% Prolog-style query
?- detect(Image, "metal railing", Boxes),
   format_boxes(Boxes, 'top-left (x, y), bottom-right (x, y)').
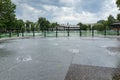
top-left (0, 28), bottom-right (119, 39)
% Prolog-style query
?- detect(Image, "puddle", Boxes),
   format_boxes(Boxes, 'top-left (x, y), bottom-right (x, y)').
top-left (17, 55), bottom-right (32, 62)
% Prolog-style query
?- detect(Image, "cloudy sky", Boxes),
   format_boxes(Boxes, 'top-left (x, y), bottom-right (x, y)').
top-left (12, 0), bottom-right (119, 24)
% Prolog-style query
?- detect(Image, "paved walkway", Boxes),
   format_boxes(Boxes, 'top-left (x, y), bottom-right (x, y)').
top-left (0, 37), bottom-right (120, 80)
top-left (65, 64), bottom-right (120, 80)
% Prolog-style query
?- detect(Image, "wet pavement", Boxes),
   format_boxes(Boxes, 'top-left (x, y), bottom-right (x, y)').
top-left (0, 37), bottom-right (120, 80)
top-left (65, 64), bottom-right (120, 80)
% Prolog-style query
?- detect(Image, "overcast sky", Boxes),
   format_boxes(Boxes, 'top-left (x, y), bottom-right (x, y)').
top-left (12, 0), bottom-right (119, 24)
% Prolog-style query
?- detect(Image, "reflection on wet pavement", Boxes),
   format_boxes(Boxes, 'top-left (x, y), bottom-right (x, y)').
top-left (0, 37), bottom-right (120, 80)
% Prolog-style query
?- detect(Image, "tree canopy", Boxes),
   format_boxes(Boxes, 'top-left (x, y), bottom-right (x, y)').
top-left (77, 22), bottom-right (90, 30)
top-left (0, 0), bottom-right (16, 30)
top-left (116, 0), bottom-right (120, 10)
top-left (117, 14), bottom-right (120, 21)
top-left (107, 15), bottom-right (116, 25)
top-left (37, 17), bottom-right (50, 31)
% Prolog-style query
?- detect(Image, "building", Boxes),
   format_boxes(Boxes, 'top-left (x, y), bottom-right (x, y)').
top-left (111, 22), bottom-right (120, 30)
top-left (111, 22), bottom-right (120, 35)
top-left (58, 24), bottom-right (80, 31)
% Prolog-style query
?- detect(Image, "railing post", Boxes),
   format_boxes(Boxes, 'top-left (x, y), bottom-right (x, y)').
top-left (22, 29), bottom-right (24, 37)
top-left (92, 27), bottom-right (94, 37)
top-left (17, 29), bottom-right (19, 37)
top-left (33, 27), bottom-right (35, 37)
top-left (56, 27), bottom-right (58, 37)
top-left (9, 30), bottom-right (11, 37)
top-left (0, 31), bottom-right (1, 38)
top-left (22, 31), bottom-right (24, 37)
top-left (79, 27), bottom-right (81, 37)
top-left (104, 26), bottom-right (106, 37)
top-left (117, 28), bottom-right (119, 36)
top-left (67, 27), bottom-right (69, 37)
top-left (44, 30), bottom-right (46, 37)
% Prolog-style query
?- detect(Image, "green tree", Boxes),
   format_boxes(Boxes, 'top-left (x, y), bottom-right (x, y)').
top-left (82, 24), bottom-right (89, 30)
top-left (25, 20), bottom-right (35, 32)
top-left (93, 23), bottom-right (105, 31)
top-left (116, 0), bottom-right (120, 10)
top-left (117, 14), bottom-right (120, 21)
top-left (37, 17), bottom-right (50, 31)
top-left (50, 22), bottom-right (58, 28)
top-left (96, 19), bottom-right (111, 30)
top-left (97, 20), bottom-right (106, 24)
top-left (0, 0), bottom-right (16, 31)
top-left (77, 22), bottom-right (89, 30)
top-left (15, 19), bottom-right (25, 31)
top-left (97, 20), bottom-right (109, 26)
top-left (77, 22), bottom-right (83, 27)
top-left (107, 15), bottom-right (116, 25)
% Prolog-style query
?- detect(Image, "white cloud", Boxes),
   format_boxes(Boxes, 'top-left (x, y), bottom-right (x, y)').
top-left (43, 5), bottom-right (58, 11)
top-left (16, 3), bottom-right (46, 22)
top-left (101, 0), bottom-right (119, 19)
top-left (52, 10), bottom-right (97, 24)
top-left (60, 0), bottom-right (81, 6)
top-left (12, 0), bottom-right (119, 24)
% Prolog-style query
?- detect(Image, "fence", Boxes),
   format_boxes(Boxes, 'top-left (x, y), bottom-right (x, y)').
top-left (0, 28), bottom-right (119, 38)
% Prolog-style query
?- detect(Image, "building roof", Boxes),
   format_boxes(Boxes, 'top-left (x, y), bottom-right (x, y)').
top-left (111, 22), bottom-right (120, 26)
top-left (59, 24), bottom-right (79, 27)
top-left (110, 22), bottom-right (120, 29)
